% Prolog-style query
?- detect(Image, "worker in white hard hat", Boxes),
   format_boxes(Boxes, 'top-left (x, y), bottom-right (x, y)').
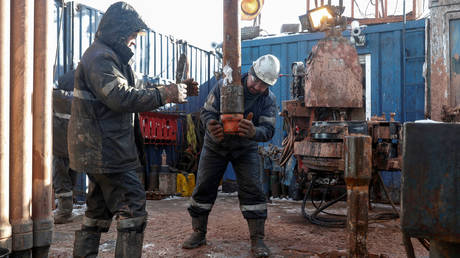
top-left (183, 54), bottom-right (280, 258)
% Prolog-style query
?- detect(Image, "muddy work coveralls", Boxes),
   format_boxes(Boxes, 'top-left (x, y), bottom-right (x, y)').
top-left (189, 73), bottom-right (277, 219)
top-left (67, 2), bottom-right (174, 257)
top-left (53, 70), bottom-right (77, 224)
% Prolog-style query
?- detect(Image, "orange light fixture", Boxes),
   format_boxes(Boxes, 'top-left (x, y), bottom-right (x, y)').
top-left (241, 0), bottom-right (263, 20)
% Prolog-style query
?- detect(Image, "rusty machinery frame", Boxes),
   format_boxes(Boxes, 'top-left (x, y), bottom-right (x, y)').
top-left (280, 3), bottom-right (405, 256)
top-left (306, 0), bottom-right (418, 25)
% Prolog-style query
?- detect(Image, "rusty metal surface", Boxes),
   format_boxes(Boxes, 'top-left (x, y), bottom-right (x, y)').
top-left (294, 141), bottom-right (342, 158)
top-left (221, 0), bottom-right (243, 131)
top-left (344, 136), bottom-right (372, 258)
top-left (300, 156), bottom-right (344, 172)
top-left (281, 100), bottom-right (310, 117)
top-left (220, 84), bottom-right (244, 114)
top-left (0, 0), bottom-right (11, 252)
top-left (304, 34), bottom-right (363, 108)
top-left (32, 0), bottom-right (53, 251)
top-left (368, 120), bottom-right (402, 171)
top-left (428, 1), bottom-right (460, 120)
top-left (442, 104), bottom-right (460, 122)
top-left (401, 123), bottom-right (460, 243)
top-left (429, 240), bottom-right (460, 257)
top-left (10, 0), bottom-right (34, 252)
top-left (222, 0), bottom-right (241, 85)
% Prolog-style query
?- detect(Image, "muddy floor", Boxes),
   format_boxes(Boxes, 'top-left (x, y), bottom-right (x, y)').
top-left (50, 193), bottom-right (429, 257)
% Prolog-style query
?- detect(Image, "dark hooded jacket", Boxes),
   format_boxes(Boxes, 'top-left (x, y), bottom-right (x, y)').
top-left (68, 2), bottom-right (166, 174)
top-left (53, 70), bottom-right (75, 157)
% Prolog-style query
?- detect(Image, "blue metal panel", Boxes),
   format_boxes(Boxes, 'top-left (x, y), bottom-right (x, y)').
top-left (450, 19), bottom-right (460, 106)
top-left (405, 28), bottom-right (426, 121)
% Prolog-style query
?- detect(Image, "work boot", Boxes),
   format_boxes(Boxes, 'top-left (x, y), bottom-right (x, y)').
top-left (247, 219), bottom-right (270, 257)
top-left (115, 230), bottom-right (144, 258)
top-left (54, 195), bottom-right (74, 224)
top-left (73, 230), bottom-right (101, 258)
top-left (115, 216), bottom-right (146, 258)
top-left (182, 216), bottom-right (208, 249)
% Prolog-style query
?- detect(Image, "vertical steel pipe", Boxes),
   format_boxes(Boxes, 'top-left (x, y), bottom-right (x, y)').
top-left (0, 0), bottom-right (11, 254)
top-left (344, 135), bottom-right (372, 258)
top-left (351, 0), bottom-right (354, 18)
top-left (32, 0), bottom-right (53, 256)
top-left (10, 0), bottom-right (34, 256)
top-left (375, 0), bottom-right (379, 18)
top-left (221, 0), bottom-right (244, 134)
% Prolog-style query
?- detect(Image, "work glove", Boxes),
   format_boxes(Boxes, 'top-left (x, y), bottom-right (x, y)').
top-left (182, 78), bottom-right (199, 96)
top-left (158, 83), bottom-right (187, 104)
top-left (238, 112), bottom-right (256, 138)
top-left (207, 119), bottom-right (224, 142)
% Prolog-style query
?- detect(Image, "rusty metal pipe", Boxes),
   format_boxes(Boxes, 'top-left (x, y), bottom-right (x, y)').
top-left (351, 0), bottom-right (354, 18)
top-left (0, 0), bottom-right (11, 254)
top-left (32, 0), bottom-right (53, 256)
top-left (375, 0), bottom-right (379, 18)
top-left (10, 0), bottom-right (34, 255)
top-left (221, 0), bottom-right (244, 134)
top-left (344, 135), bottom-right (372, 258)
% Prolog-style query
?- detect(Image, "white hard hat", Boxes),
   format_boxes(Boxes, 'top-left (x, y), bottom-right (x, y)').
top-left (252, 54), bottom-right (280, 86)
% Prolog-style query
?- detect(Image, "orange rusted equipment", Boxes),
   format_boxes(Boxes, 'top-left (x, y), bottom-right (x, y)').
top-left (32, 0), bottom-right (54, 256)
top-left (10, 0), bottom-right (34, 256)
top-left (344, 135), bottom-right (372, 258)
top-left (221, 0), bottom-right (244, 134)
top-left (282, 4), bottom-right (401, 230)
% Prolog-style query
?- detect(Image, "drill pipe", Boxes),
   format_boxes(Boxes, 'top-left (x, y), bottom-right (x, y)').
top-left (10, 0), bottom-right (34, 254)
top-left (221, 0), bottom-right (244, 134)
top-left (32, 0), bottom-right (53, 256)
top-left (344, 135), bottom-right (372, 258)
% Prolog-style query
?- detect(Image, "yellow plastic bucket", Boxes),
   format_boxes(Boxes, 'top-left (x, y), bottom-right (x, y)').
top-left (177, 173), bottom-right (195, 197)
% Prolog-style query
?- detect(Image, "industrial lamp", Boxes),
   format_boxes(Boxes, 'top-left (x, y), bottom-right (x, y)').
top-left (309, 6), bottom-right (334, 30)
top-left (241, 0), bottom-right (263, 20)
top-left (299, 5), bottom-right (345, 32)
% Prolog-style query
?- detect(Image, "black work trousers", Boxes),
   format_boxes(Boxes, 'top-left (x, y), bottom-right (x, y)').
top-left (188, 145), bottom-right (267, 219)
top-left (83, 170), bottom-right (147, 231)
top-left (53, 156), bottom-right (77, 195)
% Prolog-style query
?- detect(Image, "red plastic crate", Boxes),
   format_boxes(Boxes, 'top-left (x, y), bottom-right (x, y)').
top-left (139, 112), bottom-right (178, 145)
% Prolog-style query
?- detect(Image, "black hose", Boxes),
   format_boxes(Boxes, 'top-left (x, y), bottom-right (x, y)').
top-left (301, 175), bottom-right (347, 227)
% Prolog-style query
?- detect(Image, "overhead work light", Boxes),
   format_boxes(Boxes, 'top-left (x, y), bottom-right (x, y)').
top-left (241, 0), bottom-right (263, 20)
top-left (308, 6), bottom-right (334, 30)
top-left (299, 5), bottom-right (345, 32)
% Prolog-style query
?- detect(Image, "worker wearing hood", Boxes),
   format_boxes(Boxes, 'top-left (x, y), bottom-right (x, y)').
top-left (69, 2), bottom-right (195, 257)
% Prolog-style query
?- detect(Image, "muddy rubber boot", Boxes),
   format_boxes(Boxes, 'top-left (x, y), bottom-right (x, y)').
top-left (182, 216), bottom-right (208, 249)
top-left (114, 230), bottom-right (144, 258)
top-left (54, 195), bottom-right (73, 224)
top-left (115, 216), bottom-right (146, 258)
top-left (73, 230), bottom-right (101, 258)
top-left (247, 219), bottom-right (270, 258)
